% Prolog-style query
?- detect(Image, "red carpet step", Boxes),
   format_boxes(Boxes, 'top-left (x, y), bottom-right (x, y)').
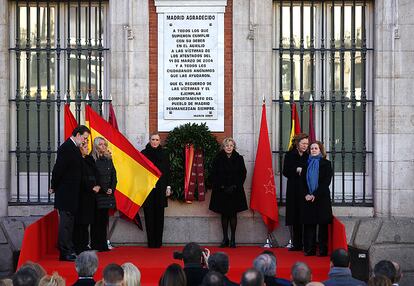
top-left (38, 246), bottom-right (330, 286)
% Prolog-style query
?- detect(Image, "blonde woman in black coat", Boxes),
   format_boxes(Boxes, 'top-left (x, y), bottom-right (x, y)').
top-left (302, 141), bottom-right (333, 256)
top-left (90, 137), bottom-right (117, 252)
top-left (209, 137), bottom-right (248, 248)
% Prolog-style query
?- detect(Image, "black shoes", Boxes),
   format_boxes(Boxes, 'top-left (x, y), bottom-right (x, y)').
top-left (219, 238), bottom-right (236, 248)
top-left (59, 253), bottom-right (77, 262)
top-left (220, 238), bottom-right (229, 248)
top-left (304, 250), bottom-right (316, 256)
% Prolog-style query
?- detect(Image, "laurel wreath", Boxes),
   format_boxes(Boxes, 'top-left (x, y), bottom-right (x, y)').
top-left (164, 123), bottom-right (220, 201)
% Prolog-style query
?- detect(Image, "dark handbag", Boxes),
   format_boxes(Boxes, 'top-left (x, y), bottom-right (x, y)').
top-left (223, 185), bottom-right (237, 195)
top-left (96, 194), bottom-right (116, 209)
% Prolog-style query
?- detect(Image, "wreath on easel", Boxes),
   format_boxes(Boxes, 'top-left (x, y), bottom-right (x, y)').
top-left (165, 123), bottom-right (220, 201)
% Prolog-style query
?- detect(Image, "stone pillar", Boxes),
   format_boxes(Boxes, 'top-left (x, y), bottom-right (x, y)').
top-left (0, 0), bottom-right (10, 217)
top-left (374, 0), bottom-right (414, 217)
top-left (109, 0), bottom-right (150, 150)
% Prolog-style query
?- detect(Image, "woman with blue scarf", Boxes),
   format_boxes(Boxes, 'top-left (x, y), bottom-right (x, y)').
top-left (302, 141), bottom-right (333, 256)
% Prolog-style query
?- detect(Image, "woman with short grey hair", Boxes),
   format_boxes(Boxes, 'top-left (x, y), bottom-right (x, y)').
top-left (253, 254), bottom-right (276, 277)
top-left (73, 251), bottom-right (98, 286)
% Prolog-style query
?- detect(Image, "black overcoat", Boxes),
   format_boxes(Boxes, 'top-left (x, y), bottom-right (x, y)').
top-left (209, 150), bottom-right (248, 216)
top-left (75, 155), bottom-right (98, 224)
top-left (51, 139), bottom-right (83, 213)
top-left (282, 148), bottom-right (308, 226)
top-left (141, 144), bottom-right (171, 208)
top-left (302, 158), bottom-right (333, 225)
top-left (95, 155), bottom-right (117, 194)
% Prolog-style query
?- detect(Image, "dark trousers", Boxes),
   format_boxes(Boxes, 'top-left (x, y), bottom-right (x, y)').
top-left (73, 224), bottom-right (90, 254)
top-left (143, 205), bottom-right (165, 248)
top-left (304, 224), bottom-right (328, 253)
top-left (90, 209), bottom-right (109, 251)
top-left (292, 223), bottom-right (303, 249)
top-left (58, 210), bottom-right (75, 256)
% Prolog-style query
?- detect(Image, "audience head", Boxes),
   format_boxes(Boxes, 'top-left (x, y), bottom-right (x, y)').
top-left (75, 251), bottom-right (99, 277)
top-left (182, 242), bottom-right (203, 264)
top-left (374, 260), bottom-right (396, 283)
top-left (241, 268), bottom-right (264, 286)
top-left (330, 248), bottom-right (350, 268)
top-left (12, 267), bottom-right (39, 286)
top-left (103, 264), bottom-right (124, 286)
top-left (392, 261), bottom-right (402, 283)
top-left (121, 262), bottom-right (141, 286)
top-left (20, 261), bottom-right (47, 279)
top-left (38, 272), bottom-right (65, 286)
top-left (0, 279), bottom-right (13, 286)
top-left (208, 252), bottom-right (229, 275)
top-left (159, 263), bottom-right (186, 286)
top-left (201, 271), bottom-right (224, 286)
top-left (305, 283), bottom-right (324, 286)
top-left (253, 254), bottom-right (276, 277)
top-left (291, 262), bottom-right (312, 286)
top-left (368, 275), bottom-right (392, 286)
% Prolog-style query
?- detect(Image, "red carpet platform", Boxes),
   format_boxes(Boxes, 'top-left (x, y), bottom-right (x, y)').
top-left (38, 246), bottom-right (330, 285)
top-left (18, 211), bottom-right (343, 285)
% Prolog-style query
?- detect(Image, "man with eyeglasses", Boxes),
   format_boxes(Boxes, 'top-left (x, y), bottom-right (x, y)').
top-left (49, 125), bottom-right (91, 262)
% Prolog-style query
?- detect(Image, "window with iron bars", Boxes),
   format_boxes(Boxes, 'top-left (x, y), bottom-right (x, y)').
top-left (273, 1), bottom-right (374, 206)
top-left (9, 0), bottom-right (110, 205)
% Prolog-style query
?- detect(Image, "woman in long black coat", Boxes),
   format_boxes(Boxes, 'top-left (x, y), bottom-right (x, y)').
top-left (73, 142), bottom-right (100, 254)
top-left (90, 137), bottom-right (117, 251)
top-left (141, 133), bottom-right (171, 248)
top-left (209, 137), bottom-right (248, 248)
top-left (282, 133), bottom-right (309, 251)
top-left (302, 141), bottom-right (333, 256)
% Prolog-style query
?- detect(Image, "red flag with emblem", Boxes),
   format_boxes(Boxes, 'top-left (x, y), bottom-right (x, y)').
top-left (250, 102), bottom-right (279, 232)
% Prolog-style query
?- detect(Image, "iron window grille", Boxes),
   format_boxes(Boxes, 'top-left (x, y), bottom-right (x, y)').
top-left (9, 0), bottom-right (110, 205)
top-left (273, 0), bottom-right (374, 206)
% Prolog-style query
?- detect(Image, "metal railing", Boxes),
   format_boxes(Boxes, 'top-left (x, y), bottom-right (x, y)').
top-left (274, 0), bottom-right (373, 206)
top-left (9, 0), bottom-right (109, 205)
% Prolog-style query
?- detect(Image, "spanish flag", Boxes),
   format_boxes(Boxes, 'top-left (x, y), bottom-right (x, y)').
top-left (85, 105), bottom-right (161, 219)
top-left (287, 103), bottom-right (301, 150)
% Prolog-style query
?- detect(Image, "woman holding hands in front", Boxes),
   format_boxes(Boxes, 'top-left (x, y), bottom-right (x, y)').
top-left (302, 141), bottom-right (333, 256)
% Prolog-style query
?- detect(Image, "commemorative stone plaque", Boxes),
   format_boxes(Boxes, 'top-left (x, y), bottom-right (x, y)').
top-left (156, 1), bottom-right (226, 131)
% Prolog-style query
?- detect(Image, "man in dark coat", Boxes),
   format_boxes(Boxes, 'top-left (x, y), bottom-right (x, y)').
top-left (50, 125), bottom-right (90, 261)
top-left (323, 249), bottom-right (366, 286)
top-left (181, 242), bottom-right (209, 286)
top-left (208, 252), bottom-right (238, 286)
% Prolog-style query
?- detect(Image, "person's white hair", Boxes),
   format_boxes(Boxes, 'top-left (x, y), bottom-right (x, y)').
top-left (253, 254), bottom-right (276, 277)
top-left (75, 251), bottom-right (98, 277)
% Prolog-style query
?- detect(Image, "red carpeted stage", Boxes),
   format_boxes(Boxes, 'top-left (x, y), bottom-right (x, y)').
top-left (38, 246), bottom-right (330, 285)
top-left (18, 210), bottom-right (347, 285)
